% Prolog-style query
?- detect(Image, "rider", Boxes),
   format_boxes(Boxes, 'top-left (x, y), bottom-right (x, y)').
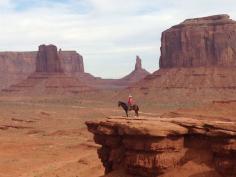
top-left (128, 94), bottom-right (134, 110)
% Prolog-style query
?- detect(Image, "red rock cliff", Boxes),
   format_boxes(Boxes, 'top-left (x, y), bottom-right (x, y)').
top-left (159, 14), bottom-right (236, 68)
top-left (59, 50), bottom-right (84, 73)
top-left (86, 117), bottom-right (236, 177)
top-left (36, 44), bottom-right (63, 72)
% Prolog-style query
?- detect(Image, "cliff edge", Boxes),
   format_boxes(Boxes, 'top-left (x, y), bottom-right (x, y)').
top-left (86, 117), bottom-right (236, 177)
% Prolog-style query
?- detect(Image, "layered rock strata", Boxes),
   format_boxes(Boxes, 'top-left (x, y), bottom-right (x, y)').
top-left (59, 50), bottom-right (84, 73)
top-left (159, 14), bottom-right (236, 68)
top-left (86, 117), bottom-right (236, 177)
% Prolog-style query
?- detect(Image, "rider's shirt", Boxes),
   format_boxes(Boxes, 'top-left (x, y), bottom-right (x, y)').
top-left (128, 97), bottom-right (133, 105)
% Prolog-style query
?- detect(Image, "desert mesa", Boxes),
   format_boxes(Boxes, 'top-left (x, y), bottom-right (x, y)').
top-left (0, 14), bottom-right (235, 177)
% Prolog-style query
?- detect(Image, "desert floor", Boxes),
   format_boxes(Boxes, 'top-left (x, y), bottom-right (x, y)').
top-left (0, 95), bottom-right (235, 177)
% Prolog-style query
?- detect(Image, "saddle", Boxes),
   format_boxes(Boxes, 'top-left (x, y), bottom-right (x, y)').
top-left (128, 105), bottom-right (133, 111)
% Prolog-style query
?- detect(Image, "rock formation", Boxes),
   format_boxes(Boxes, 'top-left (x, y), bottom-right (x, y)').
top-left (159, 14), bottom-right (236, 68)
top-left (59, 50), bottom-right (84, 73)
top-left (121, 56), bottom-right (150, 82)
top-left (0, 45), bottom-right (86, 90)
top-left (86, 117), bottom-right (236, 177)
top-left (0, 52), bottom-right (37, 90)
top-left (83, 56), bottom-right (150, 90)
top-left (1, 44), bottom-right (95, 95)
top-left (126, 15), bottom-right (236, 103)
top-left (36, 44), bottom-right (63, 72)
top-left (135, 56), bottom-right (142, 70)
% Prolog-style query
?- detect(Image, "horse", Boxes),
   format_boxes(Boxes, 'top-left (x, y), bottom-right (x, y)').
top-left (118, 101), bottom-right (139, 117)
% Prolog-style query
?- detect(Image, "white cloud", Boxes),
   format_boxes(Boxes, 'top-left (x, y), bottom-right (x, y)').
top-left (0, 0), bottom-right (236, 78)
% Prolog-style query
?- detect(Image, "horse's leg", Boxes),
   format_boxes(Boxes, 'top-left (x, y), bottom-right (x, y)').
top-left (126, 111), bottom-right (128, 117)
top-left (136, 110), bottom-right (139, 117)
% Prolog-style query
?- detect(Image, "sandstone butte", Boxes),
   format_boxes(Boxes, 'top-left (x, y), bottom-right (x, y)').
top-left (127, 14), bottom-right (236, 103)
top-left (1, 44), bottom-right (94, 95)
top-left (86, 117), bottom-right (236, 177)
top-left (159, 14), bottom-right (236, 68)
top-left (0, 44), bottom-right (85, 90)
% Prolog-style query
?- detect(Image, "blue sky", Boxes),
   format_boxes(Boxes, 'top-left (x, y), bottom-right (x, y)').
top-left (0, 0), bottom-right (236, 78)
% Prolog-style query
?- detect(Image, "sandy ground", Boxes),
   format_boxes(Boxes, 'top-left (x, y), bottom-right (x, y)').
top-left (0, 95), bottom-right (235, 177)
top-left (0, 96), bottom-right (111, 177)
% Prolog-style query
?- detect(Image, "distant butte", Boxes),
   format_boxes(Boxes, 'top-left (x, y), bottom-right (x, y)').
top-left (0, 45), bottom-right (86, 90)
top-left (1, 44), bottom-right (94, 95)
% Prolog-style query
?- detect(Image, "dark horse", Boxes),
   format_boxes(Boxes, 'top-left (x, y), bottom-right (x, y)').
top-left (118, 101), bottom-right (139, 117)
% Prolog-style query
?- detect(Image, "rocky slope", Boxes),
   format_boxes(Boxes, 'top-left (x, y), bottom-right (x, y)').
top-left (86, 117), bottom-right (236, 177)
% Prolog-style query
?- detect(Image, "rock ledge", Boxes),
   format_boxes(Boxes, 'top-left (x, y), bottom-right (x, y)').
top-left (86, 117), bottom-right (236, 177)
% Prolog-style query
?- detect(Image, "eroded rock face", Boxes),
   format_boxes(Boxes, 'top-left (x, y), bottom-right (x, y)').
top-left (0, 52), bottom-right (37, 90)
top-left (36, 44), bottom-right (63, 72)
top-left (59, 50), bottom-right (84, 73)
top-left (86, 117), bottom-right (236, 177)
top-left (159, 14), bottom-right (236, 68)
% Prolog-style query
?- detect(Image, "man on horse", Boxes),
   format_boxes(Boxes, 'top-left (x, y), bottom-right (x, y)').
top-left (128, 94), bottom-right (134, 110)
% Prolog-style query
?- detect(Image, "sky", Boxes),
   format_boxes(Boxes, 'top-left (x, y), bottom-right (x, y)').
top-left (0, 0), bottom-right (236, 78)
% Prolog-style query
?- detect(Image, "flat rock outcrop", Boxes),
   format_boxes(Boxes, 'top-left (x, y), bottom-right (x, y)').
top-left (159, 14), bottom-right (236, 68)
top-left (86, 117), bottom-right (236, 177)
